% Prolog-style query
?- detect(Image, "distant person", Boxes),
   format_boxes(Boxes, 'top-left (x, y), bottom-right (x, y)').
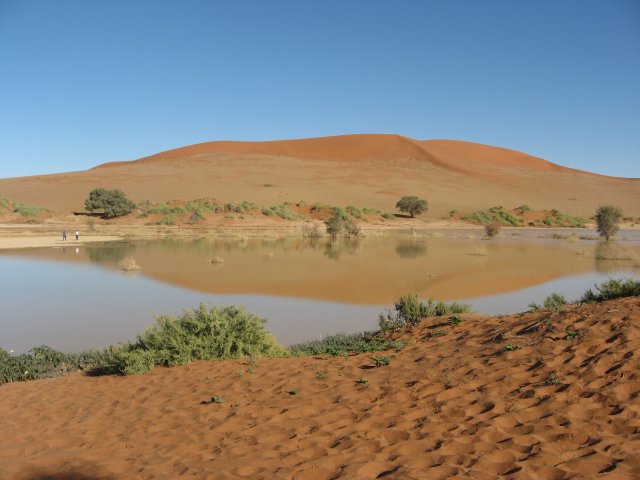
top-left (62, 229), bottom-right (67, 241)
top-left (75, 230), bottom-right (79, 241)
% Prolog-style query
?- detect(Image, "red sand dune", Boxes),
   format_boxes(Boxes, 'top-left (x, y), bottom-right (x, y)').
top-left (1, 297), bottom-right (639, 479)
top-left (0, 134), bottom-right (638, 218)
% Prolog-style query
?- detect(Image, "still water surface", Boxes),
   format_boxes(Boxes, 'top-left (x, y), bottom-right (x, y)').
top-left (1, 231), bottom-right (638, 353)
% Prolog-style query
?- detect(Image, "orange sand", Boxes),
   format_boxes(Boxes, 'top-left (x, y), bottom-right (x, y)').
top-left (1, 297), bottom-right (639, 479)
top-left (0, 134), bottom-right (638, 219)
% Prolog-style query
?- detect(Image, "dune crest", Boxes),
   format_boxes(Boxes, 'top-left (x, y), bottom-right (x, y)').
top-left (1, 133), bottom-right (638, 217)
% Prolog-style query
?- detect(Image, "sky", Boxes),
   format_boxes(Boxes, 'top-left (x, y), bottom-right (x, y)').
top-left (0, 0), bottom-right (638, 178)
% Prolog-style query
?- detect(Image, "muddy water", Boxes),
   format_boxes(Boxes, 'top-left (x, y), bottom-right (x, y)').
top-left (1, 231), bottom-right (639, 353)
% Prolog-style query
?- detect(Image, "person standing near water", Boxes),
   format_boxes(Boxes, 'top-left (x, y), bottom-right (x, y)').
top-left (62, 229), bottom-right (67, 241)
top-left (75, 230), bottom-right (79, 240)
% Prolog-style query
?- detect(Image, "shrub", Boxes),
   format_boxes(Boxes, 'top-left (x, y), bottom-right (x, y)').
top-left (579, 278), bottom-right (640, 303)
top-left (262, 208), bottom-right (275, 216)
top-left (396, 196), bottom-right (428, 218)
top-left (378, 294), bottom-right (470, 330)
top-left (381, 213), bottom-right (396, 219)
top-left (346, 206), bottom-right (362, 219)
top-left (13, 202), bottom-right (44, 218)
top-left (85, 188), bottom-right (135, 218)
top-left (516, 204), bottom-right (531, 211)
top-left (1, 346), bottom-right (114, 384)
top-left (302, 224), bottom-right (322, 240)
top-left (595, 205), bottom-right (623, 241)
top-left (269, 204), bottom-right (298, 220)
top-left (343, 217), bottom-right (361, 238)
top-left (108, 304), bottom-right (284, 374)
top-left (289, 333), bottom-right (403, 356)
top-left (325, 214), bottom-right (344, 239)
top-left (543, 293), bottom-right (567, 312)
top-left (485, 222), bottom-right (502, 238)
top-left (362, 207), bottom-right (380, 215)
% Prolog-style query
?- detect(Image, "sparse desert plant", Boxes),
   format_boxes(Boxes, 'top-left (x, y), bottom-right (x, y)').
top-left (345, 205), bottom-right (362, 219)
top-left (289, 333), bottom-right (403, 356)
top-left (371, 355), bottom-right (392, 367)
top-left (85, 188), bottom-right (135, 218)
top-left (302, 223), bottom-right (322, 240)
top-left (448, 315), bottom-right (463, 325)
top-left (208, 256), bottom-right (225, 264)
top-left (378, 294), bottom-right (471, 330)
top-left (504, 343), bottom-right (521, 351)
top-left (343, 217), bottom-right (361, 238)
top-left (202, 395), bottom-right (226, 404)
top-left (544, 373), bottom-right (562, 386)
top-left (381, 213), bottom-right (396, 220)
top-left (288, 387), bottom-right (300, 396)
top-left (355, 377), bottom-right (368, 385)
top-left (543, 293), bottom-right (567, 312)
top-left (565, 329), bottom-right (582, 340)
top-left (315, 370), bottom-right (326, 379)
top-left (1, 346), bottom-right (115, 385)
top-left (579, 278), bottom-right (640, 303)
top-left (515, 204), bottom-right (531, 212)
top-left (485, 222), bottom-right (502, 238)
top-left (595, 205), bottom-right (623, 241)
top-left (396, 196), bottom-right (428, 218)
top-left (108, 304), bottom-right (285, 375)
top-left (324, 213), bottom-right (344, 239)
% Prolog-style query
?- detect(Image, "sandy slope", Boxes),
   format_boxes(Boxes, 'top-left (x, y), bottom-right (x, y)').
top-left (1, 297), bottom-right (639, 479)
top-left (0, 134), bottom-right (638, 218)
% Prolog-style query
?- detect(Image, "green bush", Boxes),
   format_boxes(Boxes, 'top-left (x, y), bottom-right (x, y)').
top-left (108, 304), bottom-right (284, 374)
top-left (579, 278), bottom-right (640, 303)
top-left (378, 294), bottom-right (470, 330)
top-left (0, 196), bottom-right (10, 210)
top-left (269, 204), bottom-right (298, 220)
top-left (85, 188), bottom-right (135, 218)
top-left (516, 204), bottom-right (531, 211)
top-left (464, 207), bottom-right (521, 226)
top-left (290, 333), bottom-right (403, 356)
top-left (381, 213), bottom-right (396, 219)
top-left (262, 208), bottom-right (275, 216)
top-left (543, 293), bottom-right (567, 312)
top-left (1, 346), bottom-right (113, 384)
top-left (13, 202), bottom-right (44, 218)
top-left (346, 206), bottom-right (362, 219)
top-left (362, 207), bottom-right (380, 215)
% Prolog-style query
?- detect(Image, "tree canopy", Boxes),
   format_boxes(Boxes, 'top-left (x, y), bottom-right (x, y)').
top-left (85, 188), bottom-right (135, 218)
top-left (595, 205), bottom-right (622, 241)
top-left (396, 196), bottom-right (428, 218)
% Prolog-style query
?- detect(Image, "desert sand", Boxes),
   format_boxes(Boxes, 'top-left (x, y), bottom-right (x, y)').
top-left (0, 235), bottom-right (123, 250)
top-left (0, 134), bottom-right (638, 219)
top-left (1, 297), bottom-right (638, 479)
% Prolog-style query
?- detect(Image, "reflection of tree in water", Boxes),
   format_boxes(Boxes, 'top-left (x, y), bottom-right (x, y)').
top-left (87, 243), bottom-right (134, 265)
top-left (395, 242), bottom-right (427, 259)
top-left (323, 238), bottom-right (361, 261)
top-left (594, 241), bottom-right (639, 274)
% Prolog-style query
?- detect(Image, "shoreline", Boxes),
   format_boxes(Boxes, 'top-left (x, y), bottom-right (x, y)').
top-left (2, 220), bottom-right (637, 251)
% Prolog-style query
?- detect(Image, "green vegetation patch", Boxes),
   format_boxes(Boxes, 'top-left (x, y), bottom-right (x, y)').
top-left (464, 206), bottom-right (522, 226)
top-left (0, 195), bottom-right (49, 218)
top-left (579, 278), bottom-right (640, 303)
top-left (379, 294), bottom-right (471, 331)
top-left (290, 332), bottom-right (404, 357)
top-left (110, 304), bottom-right (285, 375)
top-left (543, 209), bottom-right (587, 228)
top-left (1, 346), bottom-right (113, 384)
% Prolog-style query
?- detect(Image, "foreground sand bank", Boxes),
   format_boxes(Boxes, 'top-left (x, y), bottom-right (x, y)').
top-left (1, 297), bottom-right (638, 479)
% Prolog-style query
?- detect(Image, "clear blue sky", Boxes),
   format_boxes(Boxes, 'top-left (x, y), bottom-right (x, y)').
top-left (0, 0), bottom-right (638, 178)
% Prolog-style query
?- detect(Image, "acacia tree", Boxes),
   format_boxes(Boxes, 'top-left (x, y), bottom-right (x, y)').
top-left (85, 188), bottom-right (135, 218)
top-left (396, 196), bottom-right (428, 218)
top-left (595, 205), bottom-right (622, 241)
